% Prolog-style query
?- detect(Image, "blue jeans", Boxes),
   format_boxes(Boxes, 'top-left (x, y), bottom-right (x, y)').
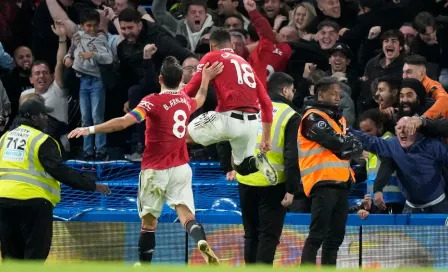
top-left (79, 75), bottom-right (106, 154)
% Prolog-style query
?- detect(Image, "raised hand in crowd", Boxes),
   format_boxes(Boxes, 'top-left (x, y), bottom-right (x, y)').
top-left (379, 105), bottom-right (396, 119)
top-left (273, 15), bottom-right (288, 32)
top-left (51, 20), bottom-right (67, 38)
top-left (143, 44), bottom-right (158, 59)
top-left (395, 116), bottom-right (423, 136)
top-left (243, 0), bottom-right (257, 12)
top-left (368, 26), bottom-right (381, 40)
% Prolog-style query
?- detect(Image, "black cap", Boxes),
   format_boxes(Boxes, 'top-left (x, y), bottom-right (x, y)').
top-left (19, 99), bottom-right (53, 118)
top-left (329, 43), bottom-right (353, 60)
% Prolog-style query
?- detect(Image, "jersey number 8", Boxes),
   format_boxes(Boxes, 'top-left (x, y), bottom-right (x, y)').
top-left (173, 109), bottom-right (187, 138)
top-left (230, 59), bottom-right (256, 88)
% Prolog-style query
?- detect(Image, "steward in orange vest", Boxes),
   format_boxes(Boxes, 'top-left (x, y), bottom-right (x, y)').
top-left (298, 77), bottom-right (362, 267)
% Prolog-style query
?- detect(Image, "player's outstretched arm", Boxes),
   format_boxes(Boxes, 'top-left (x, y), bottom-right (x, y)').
top-left (255, 76), bottom-right (274, 152)
top-left (193, 61), bottom-right (224, 110)
top-left (67, 115), bottom-right (138, 139)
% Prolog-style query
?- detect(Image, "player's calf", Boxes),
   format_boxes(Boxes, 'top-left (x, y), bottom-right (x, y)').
top-left (138, 215), bottom-right (157, 264)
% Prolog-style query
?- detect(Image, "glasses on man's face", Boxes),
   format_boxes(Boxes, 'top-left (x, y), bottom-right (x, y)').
top-left (182, 65), bottom-right (198, 72)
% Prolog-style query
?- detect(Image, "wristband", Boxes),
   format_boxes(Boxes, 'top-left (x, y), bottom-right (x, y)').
top-left (88, 126), bottom-right (96, 134)
top-left (419, 116), bottom-right (427, 127)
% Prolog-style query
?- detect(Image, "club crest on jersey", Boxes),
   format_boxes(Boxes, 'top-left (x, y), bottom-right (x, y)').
top-left (139, 100), bottom-right (154, 111)
top-left (273, 46), bottom-right (283, 56)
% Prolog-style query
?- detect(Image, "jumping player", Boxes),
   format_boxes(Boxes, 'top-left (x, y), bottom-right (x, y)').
top-left (183, 28), bottom-right (278, 185)
top-left (67, 47), bottom-right (223, 265)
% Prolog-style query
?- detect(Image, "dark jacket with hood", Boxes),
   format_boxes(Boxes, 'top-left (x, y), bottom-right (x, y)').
top-left (117, 20), bottom-right (195, 89)
top-left (300, 97), bottom-right (363, 190)
top-left (216, 92), bottom-right (301, 195)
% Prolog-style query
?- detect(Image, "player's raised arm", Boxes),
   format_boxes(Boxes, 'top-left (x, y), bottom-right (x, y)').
top-left (193, 62), bottom-right (224, 110)
top-left (255, 75), bottom-right (274, 152)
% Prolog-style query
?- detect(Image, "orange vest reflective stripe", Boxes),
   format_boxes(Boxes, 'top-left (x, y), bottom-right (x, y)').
top-left (297, 108), bottom-right (355, 197)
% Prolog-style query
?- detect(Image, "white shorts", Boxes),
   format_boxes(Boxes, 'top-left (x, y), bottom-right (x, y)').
top-left (137, 164), bottom-right (195, 218)
top-left (188, 110), bottom-right (258, 165)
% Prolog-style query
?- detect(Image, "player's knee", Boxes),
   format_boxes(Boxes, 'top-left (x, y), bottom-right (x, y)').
top-left (141, 214), bottom-right (158, 230)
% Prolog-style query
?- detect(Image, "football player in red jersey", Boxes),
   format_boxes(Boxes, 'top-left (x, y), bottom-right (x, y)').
top-left (67, 45), bottom-right (223, 265)
top-left (244, 0), bottom-right (292, 89)
top-left (183, 28), bottom-right (279, 185)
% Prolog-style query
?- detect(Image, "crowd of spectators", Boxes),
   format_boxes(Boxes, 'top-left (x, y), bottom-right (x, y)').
top-left (1, 0), bottom-right (448, 215)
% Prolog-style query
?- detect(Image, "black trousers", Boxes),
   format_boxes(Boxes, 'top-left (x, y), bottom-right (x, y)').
top-left (0, 198), bottom-right (54, 261)
top-left (301, 186), bottom-right (348, 266)
top-left (238, 182), bottom-right (286, 266)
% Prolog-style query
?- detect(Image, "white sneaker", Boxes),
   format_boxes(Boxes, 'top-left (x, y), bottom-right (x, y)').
top-left (198, 240), bottom-right (219, 265)
top-left (256, 152), bottom-right (278, 185)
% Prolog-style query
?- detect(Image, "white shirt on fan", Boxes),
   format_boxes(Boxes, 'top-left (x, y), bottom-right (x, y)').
top-left (20, 81), bottom-right (69, 124)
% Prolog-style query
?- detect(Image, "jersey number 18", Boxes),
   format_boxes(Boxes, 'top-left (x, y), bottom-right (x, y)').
top-left (230, 59), bottom-right (256, 88)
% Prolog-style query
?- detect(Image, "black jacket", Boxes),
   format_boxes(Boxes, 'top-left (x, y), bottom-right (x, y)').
top-left (217, 93), bottom-right (301, 194)
top-left (300, 98), bottom-right (362, 189)
top-left (10, 122), bottom-right (97, 192)
top-left (117, 20), bottom-right (195, 89)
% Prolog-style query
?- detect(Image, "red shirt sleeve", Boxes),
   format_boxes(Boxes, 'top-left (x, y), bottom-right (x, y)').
top-left (128, 95), bottom-right (156, 122)
top-left (183, 53), bottom-right (214, 97)
top-left (255, 75), bottom-right (273, 123)
top-left (248, 10), bottom-right (276, 43)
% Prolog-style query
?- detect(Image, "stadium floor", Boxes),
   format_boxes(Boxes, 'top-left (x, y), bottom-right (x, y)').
top-left (0, 263), bottom-right (443, 271)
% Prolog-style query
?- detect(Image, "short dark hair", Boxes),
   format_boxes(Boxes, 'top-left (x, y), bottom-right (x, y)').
top-left (127, 0), bottom-right (140, 9)
top-left (377, 76), bottom-right (401, 91)
top-left (268, 72), bottom-right (294, 95)
top-left (31, 60), bottom-right (51, 73)
top-left (224, 14), bottom-right (244, 26)
top-left (160, 56), bottom-right (183, 89)
top-left (119, 8), bottom-right (142, 23)
top-left (413, 12), bottom-right (436, 34)
top-left (80, 10), bottom-right (100, 25)
top-left (314, 77), bottom-right (340, 96)
top-left (381, 29), bottom-right (405, 47)
top-left (359, 108), bottom-right (385, 127)
top-left (404, 54), bottom-right (427, 67)
top-left (247, 23), bottom-right (259, 42)
top-left (185, 0), bottom-right (207, 15)
top-left (209, 28), bottom-right (231, 45)
top-left (317, 20), bottom-right (340, 33)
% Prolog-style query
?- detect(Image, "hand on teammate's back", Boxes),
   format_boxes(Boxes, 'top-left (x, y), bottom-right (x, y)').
top-left (202, 62), bottom-right (224, 80)
top-left (95, 184), bottom-right (111, 196)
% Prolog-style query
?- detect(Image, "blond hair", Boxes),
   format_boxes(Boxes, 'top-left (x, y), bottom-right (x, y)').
top-left (19, 93), bottom-right (45, 106)
top-left (289, 2), bottom-right (316, 31)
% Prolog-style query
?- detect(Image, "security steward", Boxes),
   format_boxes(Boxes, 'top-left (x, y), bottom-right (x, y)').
top-left (0, 99), bottom-right (111, 261)
top-left (217, 72), bottom-right (301, 265)
top-left (298, 77), bottom-right (362, 266)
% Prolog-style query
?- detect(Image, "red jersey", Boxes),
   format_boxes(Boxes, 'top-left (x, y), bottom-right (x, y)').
top-left (183, 49), bottom-right (273, 123)
top-left (128, 91), bottom-right (197, 170)
top-left (246, 10), bottom-right (292, 89)
top-left (248, 40), bottom-right (292, 89)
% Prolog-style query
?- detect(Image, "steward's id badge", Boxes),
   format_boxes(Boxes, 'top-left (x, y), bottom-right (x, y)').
top-left (3, 130), bottom-right (31, 162)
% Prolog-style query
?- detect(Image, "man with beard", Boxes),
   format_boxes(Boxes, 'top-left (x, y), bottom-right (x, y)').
top-left (372, 78), bottom-right (433, 209)
top-left (350, 117), bottom-right (448, 214)
top-left (1, 46), bottom-right (34, 121)
top-left (374, 76), bottom-right (401, 120)
top-left (402, 55), bottom-right (448, 119)
top-left (117, 8), bottom-right (195, 160)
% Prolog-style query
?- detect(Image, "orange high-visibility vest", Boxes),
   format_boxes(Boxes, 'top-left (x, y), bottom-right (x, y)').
top-left (297, 108), bottom-right (355, 197)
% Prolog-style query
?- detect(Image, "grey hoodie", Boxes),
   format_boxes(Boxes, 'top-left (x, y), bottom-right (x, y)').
top-left (65, 31), bottom-right (113, 78)
top-left (151, 0), bottom-right (216, 51)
